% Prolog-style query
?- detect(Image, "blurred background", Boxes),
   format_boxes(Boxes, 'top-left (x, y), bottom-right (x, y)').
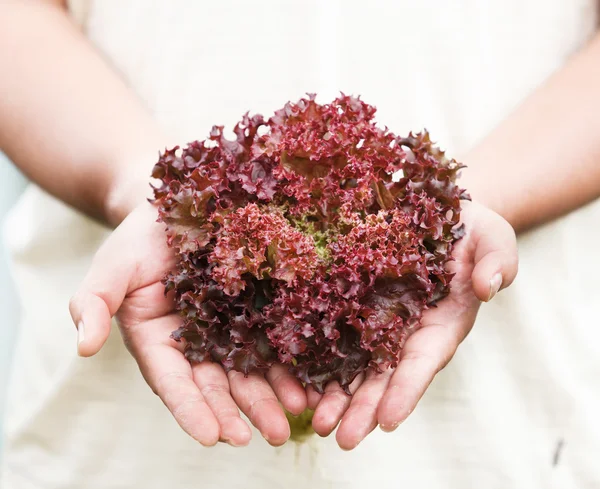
top-left (0, 153), bottom-right (26, 455)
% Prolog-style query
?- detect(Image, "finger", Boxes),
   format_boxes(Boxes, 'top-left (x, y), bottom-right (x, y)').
top-left (306, 385), bottom-right (323, 410)
top-left (265, 364), bottom-right (307, 416)
top-left (377, 309), bottom-right (472, 431)
top-left (228, 370), bottom-right (290, 446)
top-left (69, 204), bottom-right (173, 357)
top-left (192, 362), bottom-right (252, 447)
top-left (470, 209), bottom-right (518, 302)
top-left (136, 342), bottom-right (220, 446)
top-left (336, 369), bottom-right (393, 450)
top-left (311, 374), bottom-right (364, 437)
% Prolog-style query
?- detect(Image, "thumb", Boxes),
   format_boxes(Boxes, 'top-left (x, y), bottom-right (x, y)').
top-left (470, 208), bottom-right (519, 302)
top-left (69, 225), bottom-right (137, 357)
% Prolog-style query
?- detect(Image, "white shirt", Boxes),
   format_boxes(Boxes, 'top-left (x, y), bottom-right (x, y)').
top-left (1, 1), bottom-right (599, 488)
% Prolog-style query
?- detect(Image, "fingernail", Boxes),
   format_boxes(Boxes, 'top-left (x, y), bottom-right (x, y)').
top-left (488, 273), bottom-right (503, 301)
top-left (77, 320), bottom-right (85, 352)
top-left (380, 422), bottom-right (399, 433)
top-left (222, 438), bottom-right (242, 448)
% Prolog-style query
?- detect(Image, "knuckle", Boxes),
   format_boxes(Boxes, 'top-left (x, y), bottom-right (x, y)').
top-left (215, 410), bottom-right (241, 423)
top-left (171, 397), bottom-right (207, 419)
top-left (401, 350), bottom-right (432, 364)
top-left (266, 369), bottom-right (288, 388)
top-left (156, 370), bottom-right (190, 391)
top-left (323, 388), bottom-right (351, 406)
top-left (348, 397), bottom-right (377, 412)
top-left (402, 349), bottom-right (453, 375)
top-left (199, 382), bottom-right (229, 397)
top-left (247, 396), bottom-right (275, 418)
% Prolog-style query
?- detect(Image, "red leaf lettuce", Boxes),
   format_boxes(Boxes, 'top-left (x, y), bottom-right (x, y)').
top-left (152, 95), bottom-right (468, 393)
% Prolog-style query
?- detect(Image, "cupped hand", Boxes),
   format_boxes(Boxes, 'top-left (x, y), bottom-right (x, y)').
top-left (307, 200), bottom-right (519, 449)
top-left (69, 203), bottom-right (307, 447)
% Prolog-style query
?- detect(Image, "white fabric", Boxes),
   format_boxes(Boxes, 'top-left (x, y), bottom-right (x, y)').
top-left (2, 1), bottom-right (600, 488)
top-left (0, 156), bottom-right (26, 453)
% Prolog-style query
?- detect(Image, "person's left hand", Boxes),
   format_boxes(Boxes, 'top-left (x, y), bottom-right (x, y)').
top-left (306, 200), bottom-right (518, 450)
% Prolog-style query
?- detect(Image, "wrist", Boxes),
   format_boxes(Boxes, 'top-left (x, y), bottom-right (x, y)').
top-left (103, 149), bottom-right (160, 227)
top-left (458, 150), bottom-right (520, 232)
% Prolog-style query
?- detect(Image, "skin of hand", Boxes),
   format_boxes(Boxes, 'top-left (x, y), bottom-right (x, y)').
top-left (305, 200), bottom-right (518, 450)
top-left (69, 202), bottom-right (309, 448)
top-left (70, 197), bottom-right (517, 450)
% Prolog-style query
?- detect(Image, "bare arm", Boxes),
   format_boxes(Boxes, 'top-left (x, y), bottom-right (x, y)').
top-left (0, 0), bottom-right (166, 227)
top-left (462, 31), bottom-right (600, 233)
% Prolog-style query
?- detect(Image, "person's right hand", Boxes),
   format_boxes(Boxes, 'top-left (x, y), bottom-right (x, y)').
top-left (69, 202), bottom-right (308, 447)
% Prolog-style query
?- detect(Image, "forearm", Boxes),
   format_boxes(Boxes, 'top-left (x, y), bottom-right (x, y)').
top-left (0, 0), bottom-right (166, 227)
top-left (461, 32), bottom-right (600, 234)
